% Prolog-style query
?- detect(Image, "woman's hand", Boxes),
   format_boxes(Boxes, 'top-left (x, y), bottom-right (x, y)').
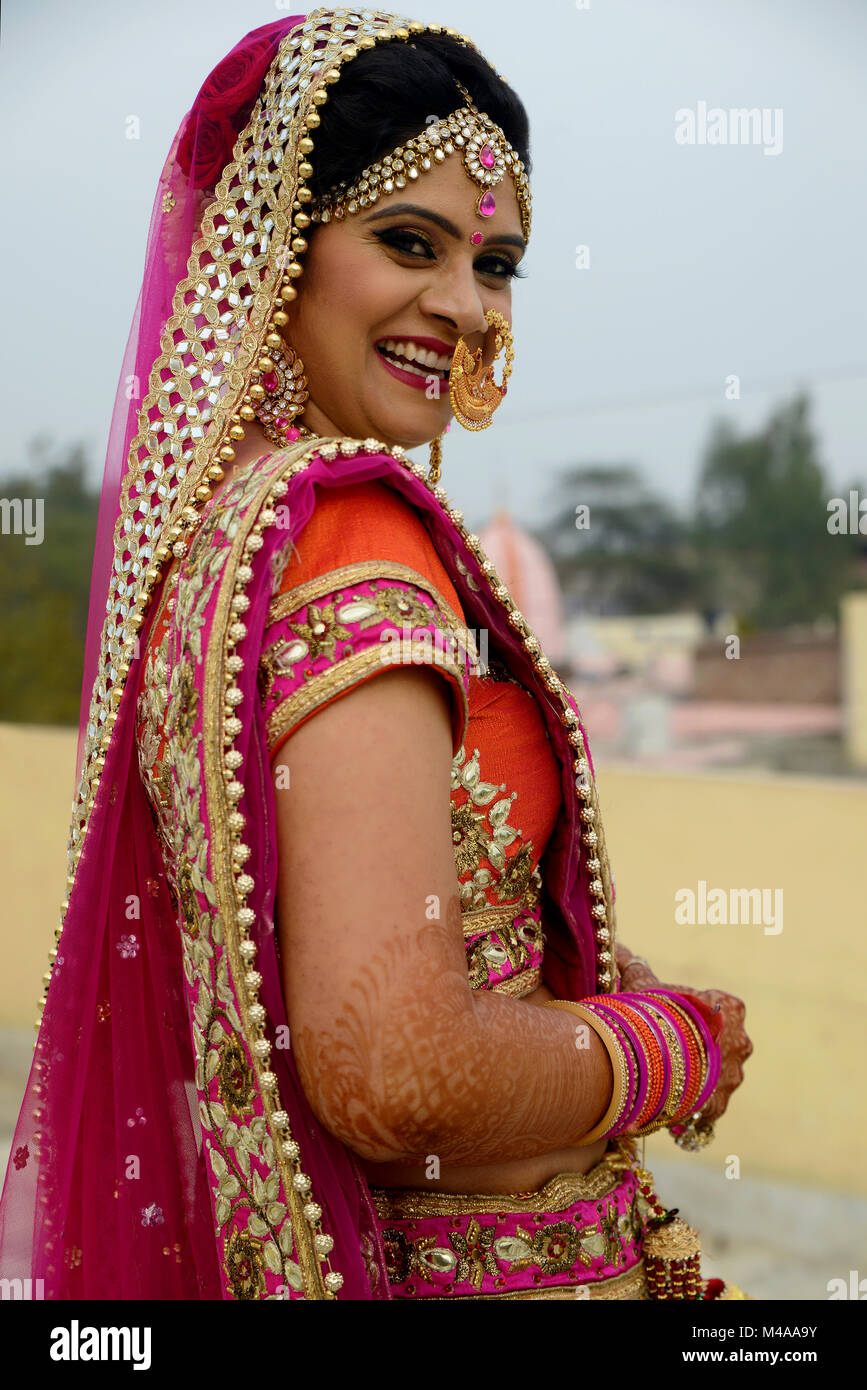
top-left (614, 943), bottom-right (753, 1124)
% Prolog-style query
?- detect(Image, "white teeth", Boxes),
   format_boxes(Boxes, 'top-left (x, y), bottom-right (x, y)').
top-left (391, 358), bottom-right (434, 379)
top-left (380, 338), bottom-right (452, 371)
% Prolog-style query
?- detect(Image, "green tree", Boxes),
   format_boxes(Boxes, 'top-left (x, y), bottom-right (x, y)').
top-left (536, 464), bottom-right (699, 614)
top-left (694, 393), bottom-right (862, 629)
top-left (0, 441), bottom-right (98, 723)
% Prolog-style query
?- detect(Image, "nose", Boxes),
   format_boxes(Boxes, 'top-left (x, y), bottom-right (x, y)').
top-left (418, 258), bottom-right (490, 353)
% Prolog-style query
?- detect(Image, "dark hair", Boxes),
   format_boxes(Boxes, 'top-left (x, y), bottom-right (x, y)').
top-left (307, 32), bottom-right (532, 200)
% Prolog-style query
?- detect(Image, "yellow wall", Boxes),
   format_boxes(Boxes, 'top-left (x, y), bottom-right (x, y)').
top-left (598, 764), bottom-right (867, 1196)
top-left (2, 725), bottom-right (865, 1194)
top-left (0, 724), bottom-right (75, 1028)
top-left (842, 590), bottom-right (867, 769)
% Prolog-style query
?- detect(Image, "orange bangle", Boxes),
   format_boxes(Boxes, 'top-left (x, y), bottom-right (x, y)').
top-left (599, 997), bottom-right (668, 1128)
top-left (633, 999), bottom-right (688, 1132)
top-left (650, 994), bottom-right (706, 1119)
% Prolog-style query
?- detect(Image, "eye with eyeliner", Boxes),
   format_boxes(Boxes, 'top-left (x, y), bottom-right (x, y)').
top-left (373, 225), bottom-right (527, 281)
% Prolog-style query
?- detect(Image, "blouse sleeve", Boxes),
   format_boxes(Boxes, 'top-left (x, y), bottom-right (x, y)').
top-left (258, 479), bottom-right (474, 760)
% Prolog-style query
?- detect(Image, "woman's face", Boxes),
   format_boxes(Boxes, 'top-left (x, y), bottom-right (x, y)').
top-left (280, 153), bottom-right (527, 449)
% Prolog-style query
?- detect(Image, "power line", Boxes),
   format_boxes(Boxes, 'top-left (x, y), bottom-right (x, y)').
top-left (497, 365), bottom-right (867, 428)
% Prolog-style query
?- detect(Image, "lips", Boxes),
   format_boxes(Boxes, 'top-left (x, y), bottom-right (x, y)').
top-left (375, 343), bottom-right (451, 393)
top-left (375, 337), bottom-right (454, 372)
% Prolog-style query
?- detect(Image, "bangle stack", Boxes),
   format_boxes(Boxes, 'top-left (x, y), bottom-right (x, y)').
top-left (542, 989), bottom-right (722, 1145)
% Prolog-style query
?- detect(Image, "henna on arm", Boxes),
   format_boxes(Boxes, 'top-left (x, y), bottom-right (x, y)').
top-left (274, 665), bottom-right (614, 1165)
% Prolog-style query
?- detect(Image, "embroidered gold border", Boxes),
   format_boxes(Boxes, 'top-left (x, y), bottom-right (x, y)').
top-left (204, 447), bottom-right (333, 1300)
top-left (461, 899), bottom-right (534, 941)
top-left (268, 559), bottom-right (468, 641)
top-left (265, 640), bottom-right (470, 752)
top-left (490, 966), bottom-right (542, 998)
top-left (443, 1263), bottom-right (646, 1300)
top-left (369, 1160), bottom-right (624, 1220)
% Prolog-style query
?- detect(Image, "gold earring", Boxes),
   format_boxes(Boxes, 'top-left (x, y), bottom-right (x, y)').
top-left (449, 308), bottom-right (514, 431)
top-left (249, 340), bottom-right (311, 448)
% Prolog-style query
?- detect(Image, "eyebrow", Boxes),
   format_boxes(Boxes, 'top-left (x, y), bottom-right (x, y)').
top-left (362, 201), bottom-right (526, 253)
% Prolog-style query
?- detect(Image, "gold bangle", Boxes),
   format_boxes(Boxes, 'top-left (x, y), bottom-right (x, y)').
top-left (628, 999), bottom-right (685, 1137)
top-left (648, 993), bottom-right (708, 1115)
top-left (640, 999), bottom-right (686, 1121)
top-left (542, 999), bottom-right (629, 1144)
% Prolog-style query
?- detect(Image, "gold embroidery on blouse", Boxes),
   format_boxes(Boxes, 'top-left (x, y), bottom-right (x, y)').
top-left (460, 900), bottom-right (531, 940)
top-left (281, 597), bottom-right (354, 666)
top-left (269, 560), bottom-right (466, 635)
top-left (489, 967), bottom-right (542, 998)
top-left (260, 563), bottom-right (476, 706)
top-left (465, 917), bottom-right (542, 993)
top-left (450, 746), bottom-right (536, 910)
top-left (264, 640), bottom-right (469, 751)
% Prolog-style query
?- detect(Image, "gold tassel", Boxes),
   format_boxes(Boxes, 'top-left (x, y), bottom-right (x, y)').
top-left (643, 1216), bottom-right (704, 1300)
top-left (428, 431), bottom-right (443, 486)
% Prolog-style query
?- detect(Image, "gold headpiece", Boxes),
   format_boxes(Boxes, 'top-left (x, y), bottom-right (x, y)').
top-left (308, 81), bottom-right (532, 244)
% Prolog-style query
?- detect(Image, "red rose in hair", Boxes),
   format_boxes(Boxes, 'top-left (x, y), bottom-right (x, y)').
top-left (196, 36), bottom-right (277, 117)
top-left (176, 113), bottom-right (239, 191)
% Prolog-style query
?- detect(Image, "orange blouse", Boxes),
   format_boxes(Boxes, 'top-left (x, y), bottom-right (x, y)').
top-left (137, 477), bottom-right (563, 997)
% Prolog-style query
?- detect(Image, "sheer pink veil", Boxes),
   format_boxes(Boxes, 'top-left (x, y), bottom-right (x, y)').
top-left (76, 15), bottom-right (301, 786)
top-left (1, 11), bottom-right (391, 1299)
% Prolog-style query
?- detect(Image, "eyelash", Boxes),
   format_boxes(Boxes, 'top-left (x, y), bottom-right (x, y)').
top-left (374, 227), bottom-right (528, 281)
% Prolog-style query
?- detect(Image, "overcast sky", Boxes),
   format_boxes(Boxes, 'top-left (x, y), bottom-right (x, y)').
top-left (1, 0), bottom-right (864, 529)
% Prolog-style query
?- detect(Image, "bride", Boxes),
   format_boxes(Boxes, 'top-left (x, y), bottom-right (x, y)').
top-left (0, 8), bottom-right (751, 1300)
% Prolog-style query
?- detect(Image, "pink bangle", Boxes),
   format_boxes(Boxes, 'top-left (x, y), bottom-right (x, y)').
top-left (648, 989), bottom-right (721, 1113)
top-left (601, 995), bottom-right (671, 1131)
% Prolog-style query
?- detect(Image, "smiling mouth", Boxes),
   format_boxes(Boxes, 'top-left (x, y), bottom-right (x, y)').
top-left (375, 340), bottom-right (452, 380)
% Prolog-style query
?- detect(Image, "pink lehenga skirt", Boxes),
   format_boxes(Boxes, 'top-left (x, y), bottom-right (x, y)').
top-left (369, 1149), bottom-right (649, 1300)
